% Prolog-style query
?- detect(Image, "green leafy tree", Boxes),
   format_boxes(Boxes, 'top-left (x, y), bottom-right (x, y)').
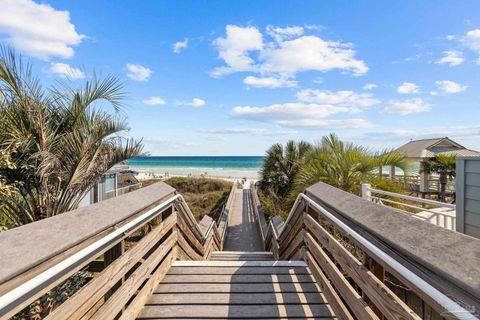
top-left (294, 134), bottom-right (411, 194)
top-left (420, 154), bottom-right (456, 201)
top-left (259, 140), bottom-right (312, 197)
top-left (0, 145), bottom-right (19, 230)
top-left (0, 48), bottom-right (143, 225)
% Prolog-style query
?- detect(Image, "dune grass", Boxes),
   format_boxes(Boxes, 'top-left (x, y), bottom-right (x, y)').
top-left (143, 177), bottom-right (232, 221)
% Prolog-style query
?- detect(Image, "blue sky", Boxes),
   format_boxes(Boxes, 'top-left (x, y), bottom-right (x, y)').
top-left (1, 0), bottom-right (480, 155)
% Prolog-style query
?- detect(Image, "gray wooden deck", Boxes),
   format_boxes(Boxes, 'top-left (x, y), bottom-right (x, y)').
top-left (223, 185), bottom-right (263, 252)
top-left (138, 261), bottom-right (335, 319)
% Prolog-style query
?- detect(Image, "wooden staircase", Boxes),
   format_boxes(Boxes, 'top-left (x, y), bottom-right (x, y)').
top-left (138, 259), bottom-right (336, 319)
top-left (210, 251), bottom-right (274, 261)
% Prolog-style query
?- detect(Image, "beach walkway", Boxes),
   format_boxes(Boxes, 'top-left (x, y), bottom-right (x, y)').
top-left (223, 182), bottom-right (263, 251)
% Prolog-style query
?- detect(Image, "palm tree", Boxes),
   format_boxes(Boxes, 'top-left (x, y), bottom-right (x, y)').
top-left (420, 154), bottom-right (456, 201)
top-left (0, 48), bottom-right (143, 225)
top-left (259, 140), bottom-right (312, 197)
top-left (294, 134), bottom-right (410, 194)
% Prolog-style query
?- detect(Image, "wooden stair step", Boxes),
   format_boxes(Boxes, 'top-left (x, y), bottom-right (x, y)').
top-left (162, 274), bottom-right (316, 283)
top-left (172, 260), bottom-right (307, 267)
top-left (147, 292), bottom-right (325, 305)
top-left (168, 266), bottom-right (311, 275)
top-left (138, 260), bottom-right (335, 319)
top-left (138, 304), bottom-right (334, 319)
top-left (210, 251), bottom-right (274, 261)
top-left (154, 282), bottom-right (321, 293)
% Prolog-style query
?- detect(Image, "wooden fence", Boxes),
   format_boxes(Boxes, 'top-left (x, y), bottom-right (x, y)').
top-left (0, 182), bottom-right (234, 319)
top-left (250, 181), bottom-right (479, 320)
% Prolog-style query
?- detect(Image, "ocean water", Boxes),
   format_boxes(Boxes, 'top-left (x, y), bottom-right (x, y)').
top-left (127, 156), bottom-right (264, 179)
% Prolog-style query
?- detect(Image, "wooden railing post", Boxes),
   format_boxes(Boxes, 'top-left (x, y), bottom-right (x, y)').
top-left (162, 205), bottom-right (174, 220)
top-left (362, 183), bottom-right (371, 199)
top-left (364, 256), bottom-right (385, 319)
top-left (104, 240), bottom-right (126, 302)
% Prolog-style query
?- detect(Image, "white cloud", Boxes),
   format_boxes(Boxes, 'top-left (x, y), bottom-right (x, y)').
top-left (49, 62), bottom-right (85, 79)
top-left (436, 50), bottom-right (464, 66)
top-left (243, 76), bottom-right (297, 88)
top-left (273, 118), bottom-right (372, 129)
top-left (382, 98), bottom-right (431, 115)
top-left (363, 83), bottom-right (377, 90)
top-left (462, 29), bottom-right (480, 52)
top-left (143, 96), bottom-right (166, 106)
top-left (369, 125), bottom-right (480, 140)
top-left (211, 25), bottom-right (263, 77)
top-left (0, 0), bottom-right (85, 59)
top-left (173, 38), bottom-right (188, 53)
top-left (198, 127), bottom-right (295, 136)
top-left (397, 82), bottom-right (420, 94)
top-left (232, 102), bottom-right (348, 122)
top-left (211, 24), bottom-right (368, 79)
top-left (186, 98), bottom-right (206, 107)
top-left (231, 102), bottom-right (371, 129)
top-left (296, 89), bottom-right (380, 111)
top-left (258, 35), bottom-right (368, 76)
top-left (266, 25), bottom-right (304, 43)
top-left (435, 80), bottom-right (467, 94)
top-left (231, 86), bottom-right (379, 129)
top-left (126, 64), bottom-right (152, 81)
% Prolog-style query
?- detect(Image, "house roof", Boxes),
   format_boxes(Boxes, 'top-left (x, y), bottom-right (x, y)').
top-left (394, 137), bottom-right (480, 158)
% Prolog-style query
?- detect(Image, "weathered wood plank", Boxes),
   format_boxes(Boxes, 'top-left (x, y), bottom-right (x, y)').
top-left (174, 244), bottom-right (191, 261)
top-left (90, 232), bottom-right (177, 320)
top-left (172, 260), bottom-right (307, 267)
top-left (304, 232), bottom-right (379, 320)
top-left (146, 292), bottom-right (325, 305)
top-left (138, 304), bottom-right (335, 319)
top-left (174, 206), bottom-right (204, 240)
top-left (280, 229), bottom-right (304, 261)
top-left (168, 266), bottom-right (311, 275)
top-left (118, 250), bottom-right (176, 320)
top-left (46, 214), bottom-right (177, 320)
top-left (305, 251), bottom-right (354, 320)
top-left (278, 203), bottom-right (305, 244)
top-left (154, 282), bottom-right (321, 293)
top-left (198, 215), bottom-right (213, 236)
top-left (176, 213), bottom-right (205, 255)
top-left (162, 274), bottom-right (316, 283)
top-left (176, 231), bottom-right (203, 260)
top-left (304, 214), bottom-right (420, 320)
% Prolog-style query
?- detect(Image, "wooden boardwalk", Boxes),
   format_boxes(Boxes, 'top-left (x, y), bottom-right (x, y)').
top-left (223, 184), bottom-right (263, 252)
top-left (136, 184), bottom-right (336, 319)
top-left (139, 260), bottom-right (335, 319)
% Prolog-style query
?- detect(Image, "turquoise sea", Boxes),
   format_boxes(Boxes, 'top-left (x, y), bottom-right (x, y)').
top-left (127, 156), bottom-right (264, 179)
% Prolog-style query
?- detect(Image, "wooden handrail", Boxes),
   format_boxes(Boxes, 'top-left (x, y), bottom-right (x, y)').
top-left (250, 182), bottom-right (480, 320)
top-left (0, 182), bottom-right (224, 319)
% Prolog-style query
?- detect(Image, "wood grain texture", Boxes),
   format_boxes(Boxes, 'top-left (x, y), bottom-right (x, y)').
top-left (47, 214), bottom-right (177, 320)
top-left (147, 292), bottom-right (325, 305)
top-left (304, 232), bottom-right (379, 320)
top-left (304, 214), bottom-right (420, 320)
top-left (138, 304), bottom-right (334, 319)
top-left (90, 232), bottom-right (177, 320)
top-left (305, 251), bottom-right (354, 320)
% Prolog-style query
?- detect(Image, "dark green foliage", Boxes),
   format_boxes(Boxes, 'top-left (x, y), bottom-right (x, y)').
top-left (0, 48), bottom-right (143, 225)
top-left (420, 154), bottom-right (456, 201)
top-left (164, 177), bottom-right (232, 221)
top-left (259, 140), bottom-right (312, 197)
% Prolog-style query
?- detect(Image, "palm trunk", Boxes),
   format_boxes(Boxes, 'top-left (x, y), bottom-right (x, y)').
top-left (439, 173), bottom-right (447, 202)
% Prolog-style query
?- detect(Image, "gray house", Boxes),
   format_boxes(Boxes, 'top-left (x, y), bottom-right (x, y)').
top-left (456, 157), bottom-right (480, 238)
top-left (394, 137), bottom-right (480, 193)
top-left (78, 164), bottom-right (140, 207)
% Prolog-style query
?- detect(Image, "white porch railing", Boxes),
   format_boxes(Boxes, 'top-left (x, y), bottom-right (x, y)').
top-left (362, 184), bottom-right (457, 231)
top-left (106, 183), bottom-right (143, 199)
